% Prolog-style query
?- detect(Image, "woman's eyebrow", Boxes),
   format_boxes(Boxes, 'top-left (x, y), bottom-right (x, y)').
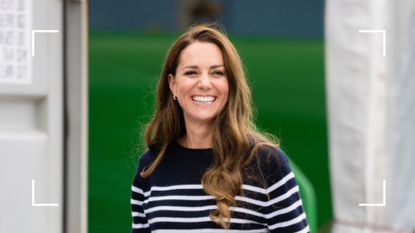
top-left (183, 65), bottom-right (198, 70)
top-left (182, 65), bottom-right (224, 70)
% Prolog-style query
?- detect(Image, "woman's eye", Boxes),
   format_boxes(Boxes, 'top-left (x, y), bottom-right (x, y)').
top-left (184, 71), bottom-right (197, 76)
top-left (212, 71), bottom-right (225, 76)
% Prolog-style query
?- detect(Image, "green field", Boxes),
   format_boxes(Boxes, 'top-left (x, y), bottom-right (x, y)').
top-left (89, 31), bottom-right (331, 232)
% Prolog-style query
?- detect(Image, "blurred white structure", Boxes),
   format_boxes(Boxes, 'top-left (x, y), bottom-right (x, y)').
top-left (0, 0), bottom-right (88, 232)
top-left (326, 0), bottom-right (415, 232)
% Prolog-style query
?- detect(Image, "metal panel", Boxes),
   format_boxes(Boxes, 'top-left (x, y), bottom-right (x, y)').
top-left (64, 0), bottom-right (88, 232)
top-left (0, 0), bottom-right (63, 232)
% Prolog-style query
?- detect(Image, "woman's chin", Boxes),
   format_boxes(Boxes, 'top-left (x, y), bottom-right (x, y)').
top-left (188, 114), bottom-right (217, 124)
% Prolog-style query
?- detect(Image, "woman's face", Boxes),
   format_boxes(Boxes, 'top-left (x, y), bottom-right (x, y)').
top-left (169, 41), bottom-right (229, 126)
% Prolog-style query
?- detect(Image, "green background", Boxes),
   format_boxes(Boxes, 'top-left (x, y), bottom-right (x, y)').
top-left (89, 31), bottom-right (331, 232)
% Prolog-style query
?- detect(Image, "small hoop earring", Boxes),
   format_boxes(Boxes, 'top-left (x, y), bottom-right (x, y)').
top-left (173, 94), bottom-right (177, 101)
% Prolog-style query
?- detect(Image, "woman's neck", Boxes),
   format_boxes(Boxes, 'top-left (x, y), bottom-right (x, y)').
top-left (179, 122), bottom-right (213, 149)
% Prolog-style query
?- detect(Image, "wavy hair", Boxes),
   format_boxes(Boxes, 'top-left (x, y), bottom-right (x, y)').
top-left (140, 24), bottom-right (278, 229)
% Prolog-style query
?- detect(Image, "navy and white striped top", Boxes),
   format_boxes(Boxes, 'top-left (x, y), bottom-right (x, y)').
top-left (131, 142), bottom-right (309, 233)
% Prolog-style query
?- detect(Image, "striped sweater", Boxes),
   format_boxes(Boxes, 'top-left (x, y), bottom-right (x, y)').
top-left (131, 142), bottom-right (309, 233)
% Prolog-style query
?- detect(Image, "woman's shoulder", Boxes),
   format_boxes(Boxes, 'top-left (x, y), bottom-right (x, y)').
top-left (136, 148), bottom-right (157, 172)
top-left (251, 144), bottom-right (289, 165)
top-left (246, 144), bottom-right (293, 181)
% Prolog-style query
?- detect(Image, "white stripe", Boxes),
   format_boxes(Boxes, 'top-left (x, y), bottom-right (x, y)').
top-left (293, 225), bottom-right (310, 233)
top-left (131, 185), bottom-right (144, 195)
top-left (236, 186), bottom-right (299, 207)
top-left (132, 222), bottom-right (149, 229)
top-left (151, 184), bottom-right (203, 191)
top-left (131, 198), bottom-right (142, 205)
top-left (263, 199), bottom-right (303, 219)
top-left (145, 205), bottom-right (266, 220)
top-left (132, 211), bottom-right (146, 218)
top-left (241, 172), bottom-right (295, 194)
top-left (132, 185), bottom-right (151, 197)
top-left (232, 199), bottom-right (303, 219)
top-left (145, 204), bottom-right (264, 219)
top-left (232, 206), bottom-right (264, 218)
top-left (266, 172), bottom-right (295, 193)
top-left (242, 184), bottom-right (268, 194)
top-left (150, 184), bottom-right (266, 195)
top-left (152, 229), bottom-right (268, 233)
top-left (144, 195), bottom-right (215, 204)
top-left (133, 184), bottom-right (206, 198)
top-left (145, 205), bottom-right (217, 214)
top-left (148, 216), bottom-right (263, 225)
top-left (268, 212), bottom-right (306, 230)
top-left (143, 184), bottom-right (203, 198)
top-left (267, 185), bottom-right (300, 205)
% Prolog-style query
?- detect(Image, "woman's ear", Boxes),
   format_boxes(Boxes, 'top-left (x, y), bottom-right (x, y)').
top-left (168, 74), bottom-right (176, 96)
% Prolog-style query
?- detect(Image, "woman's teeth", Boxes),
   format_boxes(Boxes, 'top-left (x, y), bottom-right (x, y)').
top-left (192, 96), bottom-right (216, 103)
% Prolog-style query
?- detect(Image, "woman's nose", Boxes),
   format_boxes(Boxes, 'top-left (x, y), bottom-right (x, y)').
top-left (198, 72), bottom-right (212, 89)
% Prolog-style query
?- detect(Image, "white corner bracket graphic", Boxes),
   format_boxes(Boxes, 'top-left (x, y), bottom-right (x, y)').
top-left (32, 179), bottom-right (59, 207)
top-left (31, 30), bottom-right (59, 57)
top-left (358, 30), bottom-right (386, 57)
top-left (358, 179), bottom-right (386, 207)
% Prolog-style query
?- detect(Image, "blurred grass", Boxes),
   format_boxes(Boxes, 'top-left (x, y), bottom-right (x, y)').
top-left (89, 31), bottom-right (331, 232)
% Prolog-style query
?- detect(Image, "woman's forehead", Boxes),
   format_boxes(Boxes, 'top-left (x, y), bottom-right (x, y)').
top-left (177, 42), bottom-right (224, 68)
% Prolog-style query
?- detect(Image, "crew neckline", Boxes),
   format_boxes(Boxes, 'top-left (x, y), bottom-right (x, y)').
top-left (173, 140), bottom-right (213, 152)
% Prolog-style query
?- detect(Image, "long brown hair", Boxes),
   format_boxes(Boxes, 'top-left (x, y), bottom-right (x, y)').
top-left (141, 24), bottom-right (278, 229)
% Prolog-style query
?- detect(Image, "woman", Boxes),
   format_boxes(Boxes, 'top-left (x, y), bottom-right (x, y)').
top-left (131, 24), bottom-right (309, 233)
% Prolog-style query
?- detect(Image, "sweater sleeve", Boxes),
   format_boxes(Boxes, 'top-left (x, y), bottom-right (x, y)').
top-left (131, 150), bottom-right (152, 233)
top-left (259, 147), bottom-right (310, 233)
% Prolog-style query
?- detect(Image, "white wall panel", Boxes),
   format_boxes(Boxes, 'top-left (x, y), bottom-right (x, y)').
top-left (0, 0), bottom-right (63, 232)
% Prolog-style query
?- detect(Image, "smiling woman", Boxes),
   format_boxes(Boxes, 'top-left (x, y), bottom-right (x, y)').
top-left (130, 24), bottom-right (310, 233)
top-left (168, 41), bottom-right (229, 148)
